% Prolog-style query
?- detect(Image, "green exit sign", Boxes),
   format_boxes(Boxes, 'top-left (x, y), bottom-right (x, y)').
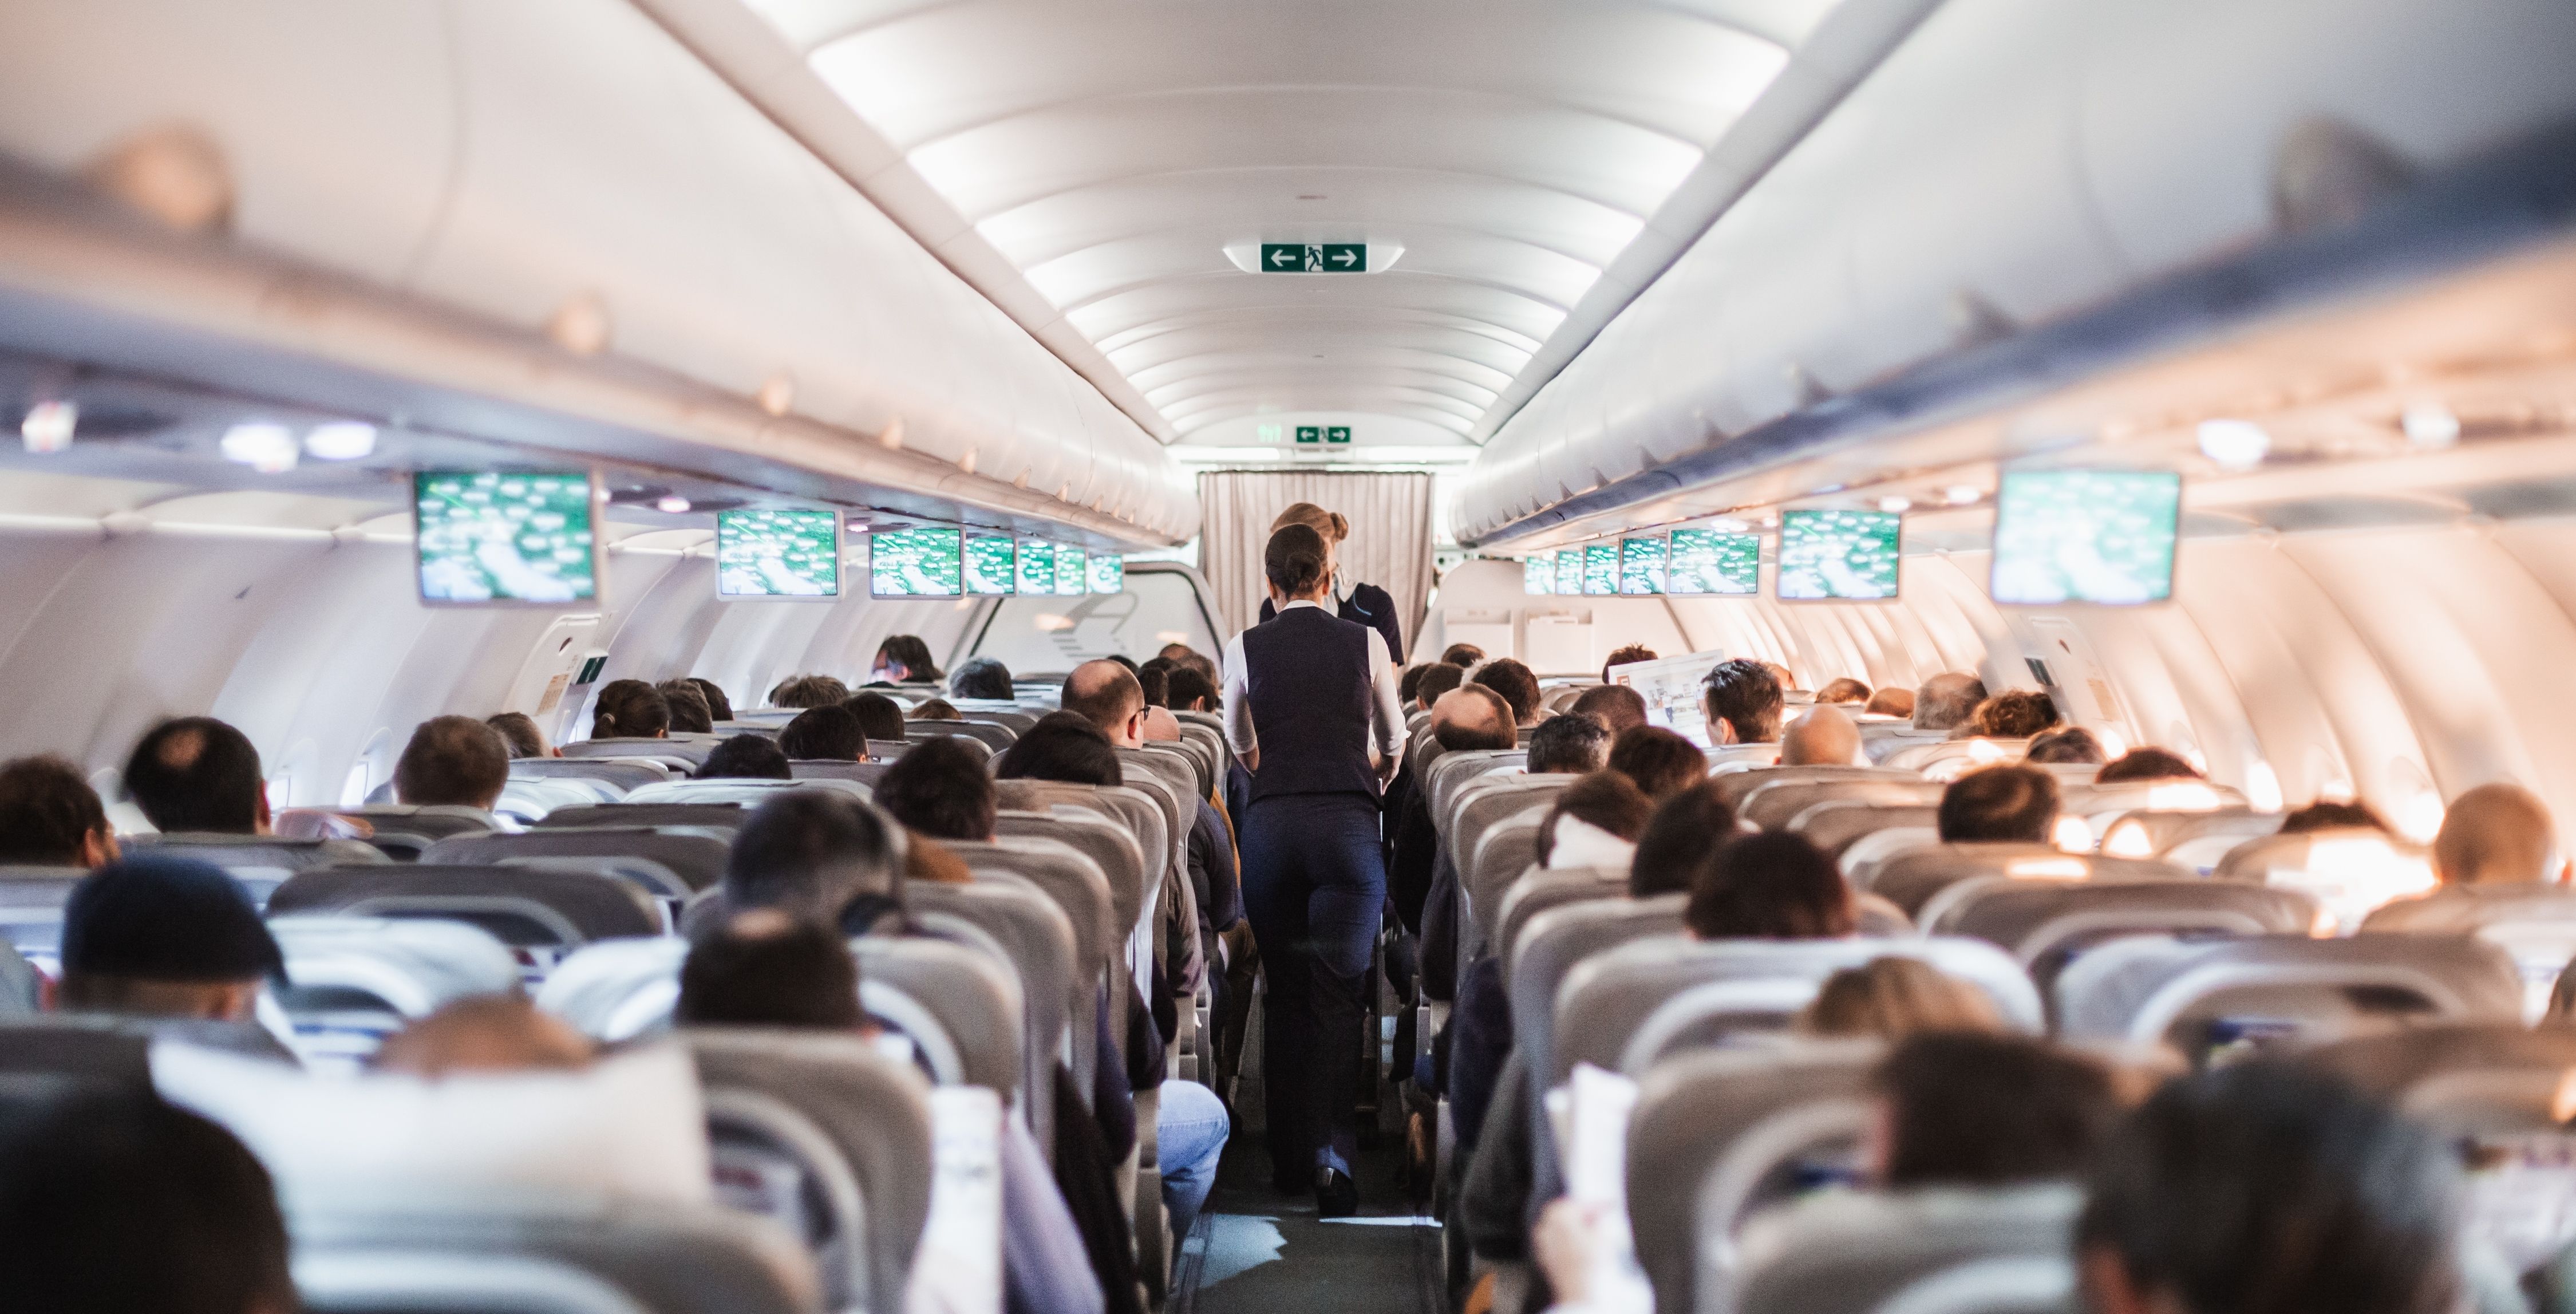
top-left (1259, 243), bottom-right (1366, 273)
top-left (1326, 426), bottom-right (1351, 443)
top-left (1295, 425), bottom-right (1321, 443)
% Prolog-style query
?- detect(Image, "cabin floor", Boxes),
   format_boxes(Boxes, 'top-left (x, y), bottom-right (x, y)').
top-left (1175, 1132), bottom-right (1444, 1314)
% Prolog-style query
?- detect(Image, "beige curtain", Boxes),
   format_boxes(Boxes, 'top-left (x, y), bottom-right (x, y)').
top-left (1198, 470), bottom-right (1436, 657)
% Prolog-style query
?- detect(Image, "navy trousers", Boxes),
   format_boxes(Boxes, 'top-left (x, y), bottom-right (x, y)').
top-left (1240, 790), bottom-right (1386, 1179)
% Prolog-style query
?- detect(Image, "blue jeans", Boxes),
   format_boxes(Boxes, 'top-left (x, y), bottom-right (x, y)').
top-left (1158, 1078), bottom-right (1230, 1247)
top-left (1240, 791), bottom-right (1386, 1179)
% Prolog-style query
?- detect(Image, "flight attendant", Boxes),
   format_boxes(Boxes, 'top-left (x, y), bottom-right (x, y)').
top-left (1255, 502), bottom-right (1405, 668)
top-left (1223, 522), bottom-right (1404, 1216)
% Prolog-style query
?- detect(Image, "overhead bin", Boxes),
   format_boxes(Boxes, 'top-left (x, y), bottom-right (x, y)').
top-left (0, 0), bottom-right (1195, 546)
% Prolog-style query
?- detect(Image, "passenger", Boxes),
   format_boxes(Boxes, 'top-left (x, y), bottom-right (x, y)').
top-left (1938, 764), bottom-right (2060, 843)
top-left (1701, 657), bottom-right (1785, 746)
top-left (769, 673), bottom-right (852, 709)
top-left (0, 1086), bottom-right (294, 1314)
top-left (1968, 689), bottom-right (2061, 739)
top-left (722, 790), bottom-right (906, 931)
top-left (373, 994), bottom-right (594, 1076)
top-left (1166, 667), bottom-right (1218, 715)
top-left (1412, 660), bottom-right (1467, 711)
top-left (655, 679), bottom-right (714, 734)
top-left (874, 735), bottom-right (996, 844)
top-left (54, 855), bottom-right (280, 1023)
top-left (1440, 642), bottom-right (1486, 668)
top-left (1397, 662), bottom-right (1428, 708)
top-left (1870, 1033), bottom-right (2117, 1187)
top-left (1601, 644), bottom-right (1657, 681)
top-left (1429, 685), bottom-right (1517, 751)
top-left (1060, 660), bottom-right (1152, 745)
top-left (696, 733), bottom-right (792, 780)
top-left (1863, 686), bottom-right (1916, 719)
top-left (1136, 664), bottom-right (1171, 709)
top-left (779, 705), bottom-right (867, 761)
top-left (1914, 672), bottom-right (1989, 733)
top-left (995, 712), bottom-right (1123, 786)
top-left (2431, 782), bottom-right (2561, 885)
top-left (1167, 648), bottom-right (1221, 693)
top-left (0, 753), bottom-right (114, 867)
top-left (2094, 748), bottom-right (2202, 784)
top-left (841, 690), bottom-right (907, 744)
top-left (391, 715), bottom-right (510, 811)
top-left (1779, 704), bottom-right (1861, 767)
top-left (1388, 684), bottom-right (1514, 932)
top-left (1473, 657), bottom-right (1544, 728)
top-left (1815, 677), bottom-right (1871, 706)
top-left (123, 717), bottom-right (276, 836)
top-left (2279, 798), bottom-right (2393, 835)
top-left (1526, 712), bottom-right (1611, 775)
top-left (1763, 661), bottom-right (1797, 695)
top-left (688, 677), bottom-right (736, 723)
top-left (1157, 642), bottom-right (1198, 664)
top-left (1797, 956), bottom-right (2004, 1039)
top-left (2076, 1063), bottom-right (2461, 1314)
top-left (590, 678), bottom-right (670, 738)
top-left (1254, 502), bottom-right (1405, 663)
top-left (1631, 782), bottom-right (1737, 897)
top-left (1608, 725), bottom-right (1707, 800)
top-left (484, 711), bottom-right (553, 759)
top-left (1533, 770), bottom-right (1654, 869)
top-left (1570, 684), bottom-right (1649, 737)
top-left (1685, 831), bottom-right (1854, 939)
top-left (870, 635), bottom-right (942, 685)
top-left (2026, 725), bottom-right (2107, 765)
top-left (911, 697), bottom-right (963, 721)
top-left (950, 656), bottom-right (1016, 702)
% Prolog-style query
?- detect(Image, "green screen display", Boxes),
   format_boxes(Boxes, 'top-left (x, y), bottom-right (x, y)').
top-left (1017, 540), bottom-right (1056, 595)
top-left (1582, 542), bottom-right (1619, 595)
top-left (869, 527), bottom-right (962, 597)
top-left (1777, 510), bottom-right (1901, 601)
top-left (414, 471), bottom-right (597, 605)
top-left (964, 534), bottom-right (1017, 594)
top-left (716, 508), bottom-right (839, 598)
top-left (1619, 538), bottom-right (1666, 594)
top-left (1524, 556), bottom-right (1554, 595)
top-left (1554, 549), bottom-right (1580, 594)
top-left (1087, 554), bottom-right (1125, 593)
top-left (1666, 529), bottom-right (1759, 596)
top-left (1990, 470), bottom-right (2182, 605)
top-left (1055, 546), bottom-right (1087, 597)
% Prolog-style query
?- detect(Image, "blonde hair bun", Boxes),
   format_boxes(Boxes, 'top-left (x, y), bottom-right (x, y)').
top-left (1271, 501), bottom-right (1350, 543)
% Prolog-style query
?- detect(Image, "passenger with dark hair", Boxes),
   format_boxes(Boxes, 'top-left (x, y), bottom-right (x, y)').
top-left (1137, 665), bottom-right (1171, 709)
top-left (1440, 642), bottom-right (1485, 668)
top-left (485, 711), bottom-right (552, 759)
top-left (696, 733), bottom-right (792, 780)
top-left (769, 673), bottom-right (852, 709)
top-left (995, 712), bottom-right (1125, 787)
top-left (1473, 658), bottom-right (1543, 728)
top-left (871, 635), bottom-right (942, 685)
top-left (1779, 704), bottom-right (1861, 767)
top-left (1534, 770), bottom-right (1654, 868)
top-left (950, 657), bottom-right (1016, 703)
top-left (724, 790), bottom-right (905, 930)
top-left (911, 697), bottom-right (963, 721)
top-left (875, 736), bottom-right (997, 843)
top-left (1397, 663), bottom-right (1428, 708)
top-left (2077, 1063), bottom-right (2462, 1314)
top-left (1631, 783), bottom-right (1737, 897)
top-left (1609, 725), bottom-right (1707, 800)
top-left (1938, 764), bottom-right (2060, 843)
top-left (1969, 689), bottom-right (2062, 739)
top-left (1815, 677), bottom-right (1871, 706)
top-left (0, 1087), bottom-right (295, 1314)
top-left (655, 679), bottom-right (714, 734)
top-left (1431, 685), bottom-right (1517, 752)
top-left (1685, 831), bottom-right (1852, 940)
top-left (2026, 725), bottom-right (2107, 764)
top-left (0, 754), bottom-right (113, 867)
top-left (1601, 644), bottom-right (1657, 681)
top-left (688, 677), bottom-right (736, 724)
top-left (590, 678), bottom-right (671, 739)
top-left (1414, 661), bottom-right (1467, 711)
top-left (1526, 712), bottom-right (1610, 775)
top-left (1871, 1033), bottom-right (2119, 1187)
top-left (1165, 667), bottom-right (1218, 714)
top-left (2094, 748), bottom-right (2202, 784)
top-left (55, 854), bottom-right (282, 1022)
top-left (1701, 657), bottom-right (1785, 745)
top-left (1157, 642), bottom-right (1198, 664)
top-left (2279, 798), bottom-right (2392, 835)
top-left (1913, 672), bottom-right (1988, 732)
top-left (1570, 684), bottom-right (1647, 737)
top-left (779, 705), bottom-right (867, 761)
top-left (842, 690), bottom-right (907, 744)
top-left (125, 717), bottom-right (268, 835)
top-left (392, 715), bottom-right (511, 810)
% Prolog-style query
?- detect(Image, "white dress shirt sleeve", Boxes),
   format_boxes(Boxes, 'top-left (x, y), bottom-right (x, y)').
top-left (1366, 629), bottom-right (1404, 765)
top-left (1222, 632), bottom-right (1257, 757)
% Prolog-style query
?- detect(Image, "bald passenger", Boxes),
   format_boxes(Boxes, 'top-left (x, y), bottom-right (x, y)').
top-left (1780, 704), bottom-right (1862, 767)
top-left (1060, 658), bottom-right (1149, 748)
top-left (1914, 672), bottom-right (1988, 732)
top-left (2433, 783), bottom-right (2563, 886)
top-left (1430, 685), bottom-right (1516, 753)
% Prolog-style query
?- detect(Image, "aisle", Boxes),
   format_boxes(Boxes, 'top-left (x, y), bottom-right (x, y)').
top-left (1172, 1132), bottom-right (1444, 1314)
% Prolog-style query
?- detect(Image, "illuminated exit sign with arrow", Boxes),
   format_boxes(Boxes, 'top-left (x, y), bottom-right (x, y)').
top-left (1259, 243), bottom-right (1366, 273)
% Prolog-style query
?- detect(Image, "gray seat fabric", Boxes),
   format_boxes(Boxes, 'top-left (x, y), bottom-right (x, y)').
top-left (0, 1015), bottom-right (299, 1079)
top-left (866, 740), bottom-right (918, 763)
top-left (993, 779), bottom-right (1169, 898)
top-left (681, 1028), bottom-right (935, 1314)
top-left (1789, 802), bottom-right (1940, 861)
top-left (119, 833), bottom-right (386, 897)
top-left (1494, 866), bottom-right (1631, 970)
top-left (1429, 750), bottom-right (1528, 826)
top-left (1860, 845), bottom-right (2193, 917)
top-left (1733, 775), bottom-right (1942, 832)
top-left (267, 916), bottom-right (522, 1061)
top-left (2099, 807), bottom-right (2284, 871)
top-left (0, 941), bottom-right (33, 1013)
top-left (1464, 808), bottom-right (1552, 954)
top-left (623, 781), bottom-right (874, 808)
top-left (1713, 764), bottom-right (1917, 810)
top-left (535, 803), bottom-right (754, 834)
top-left (0, 863), bottom-right (90, 964)
top-left (910, 874), bottom-right (1080, 1145)
top-left (268, 864), bottom-right (665, 948)
top-left (566, 736), bottom-right (718, 768)
top-left (429, 830), bottom-right (732, 894)
top-left (2210, 827), bottom-right (2437, 933)
top-left (789, 760), bottom-right (894, 784)
top-left (1447, 774), bottom-right (1569, 881)
top-left (1924, 879), bottom-right (2320, 1010)
top-left (1507, 895), bottom-right (1687, 1207)
top-left (710, 720), bottom-right (785, 738)
top-left (1733, 1185), bottom-right (2081, 1314)
top-left (1113, 747), bottom-right (1196, 881)
top-left (2302, 1022), bottom-right (2576, 1135)
top-left (852, 937), bottom-right (1025, 1102)
top-left (2053, 932), bottom-right (2525, 1056)
top-left (512, 757), bottom-right (677, 792)
top-left (924, 720), bottom-right (1016, 753)
top-left (2363, 883), bottom-right (2576, 1019)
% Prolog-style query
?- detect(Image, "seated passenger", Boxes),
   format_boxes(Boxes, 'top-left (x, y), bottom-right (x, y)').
top-left (1431, 685), bottom-right (1518, 752)
top-left (1166, 668), bottom-right (1219, 715)
top-left (910, 697), bottom-right (963, 721)
top-left (1441, 642), bottom-right (1486, 669)
top-left (769, 673), bottom-right (852, 709)
top-left (2093, 748), bottom-right (2202, 784)
top-left (1631, 782), bottom-right (1737, 897)
top-left (1815, 677), bottom-right (1871, 706)
top-left (1411, 660), bottom-right (1467, 713)
top-left (841, 690), bottom-right (906, 744)
top-left (1397, 662), bottom-right (1429, 709)
top-left (124, 717), bottom-right (275, 838)
top-left (2431, 782), bottom-right (2561, 886)
top-left (950, 656), bottom-right (1016, 702)
top-left (1764, 662), bottom-right (1798, 695)
top-left (722, 790), bottom-right (906, 932)
top-left (1138, 664), bottom-right (1172, 709)
top-left (54, 855), bottom-right (280, 1023)
top-left (373, 993), bottom-right (595, 1076)
top-left (1701, 657), bottom-right (1785, 748)
top-left (1869, 1033), bottom-right (2117, 1187)
top-left (778, 705), bottom-right (867, 761)
top-left (1607, 725), bottom-right (1708, 800)
top-left (1571, 684), bottom-right (1649, 737)
top-left (655, 679), bottom-right (715, 734)
top-left (1967, 689), bottom-right (2062, 740)
top-left (1526, 712), bottom-right (1611, 775)
top-left (1601, 644), bottom-right (1657, 681)
top-left (590, 678), bottom-right (670, 739)
top-left (696, 734), bottom-right (792, 780)
top-left (0, 754), bottom-right (114, 867)
top-left (1475, 658), bottom-right (1545, 728)
top-left (0, 1086), bottom-right (294, 1314)
top-left (1862, 686), bottom-right (1916, 719)
top-left (688, 677), bottom-right (736, 723)
top-left (1389, 684), bottom-right (1517, 934)
top-left (1533, 771), bottom-right (1654, 869)
top-left (1060, 660), bottom-right (1234, 979)
top-left (485, 711), bottom-right (554, 759)
top-left (1939, 764), bottom-right (2059, 844)
top-left (2026, 725), bottom-right (2107, 765)
top-left (870, 635), bottom-right (942, 686)
top-left (2279, 798), bottom-right (2392, 835)
top-left (2077, 1063), bottom-right (2460, 1314)
top-left (1779, 704), bottom-right (1861, 767)
top-left (1914, 672), bottom-right (1988, 733)
top-left (995, 712), bottom-right (1123, 786)
top-left (874, 736), bottom-right (995, 844)
top-left (391, 716), bottom-right (510, 812)
top-left (1797, 956), bottom-right (2004, 1039)
top-left (1685, 831), bottom-right (1853, 939)
top-left (1156, 642), bottom-right (1199, 664)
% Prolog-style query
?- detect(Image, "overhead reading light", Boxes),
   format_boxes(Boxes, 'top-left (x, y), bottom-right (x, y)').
top-left (2196, 419), bottom-right (2271, 469)
top-left (303, 421), bottom-right (377, 460)
top-left (219, 422), bottom-right (298, 473)
top-left (19, 400), bottom-right (76, 453)
top-left (2401, 403), bottom-right (2461, 449)
top-left (654, 495), bottom-right (692, 514)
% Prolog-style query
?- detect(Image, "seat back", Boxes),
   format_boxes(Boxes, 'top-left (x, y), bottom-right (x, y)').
top-left (910, 874), bottom-right (1079, 1146)
top-left (0, 864), bottom-right (89, 969)
top-left (1790, 802), bottom-right (1939, 861)
top-left (118, 832), bottom-right (384, 898)
top-left (1735, 776), bottom-right (1941, 832)
top-left (852, 937), bottom-right (1025, 1101)
top-left (2053, 933), bottom-right (2525, 1059)
top-left (1882, 737), bottom-right (2030, 774)
top-left (1494, 866), bottom-right (1631, 969)
top-left (2303, 1023), bottom-right (2576, 1135)
top-left (1112, 747), bottom-right (1195, 875)
top-left (535, 803), bottom-right (756, 833)
top-left (1464, 806), bottom-right (1554, 953)
top-left (621, 780), bottom-right (872, 807)
top-left (1733, 1186), bottom-right (2080, 1314)
top-left (566, 736), bottom-right (718, 768)
top-left (1713, 765), bottom-right (1915, 811)
top-left (2213, 828), bottom-right (2439, 932)
top-left (919, 720), bottom-right (1015, 753)
top-left (1508, 895), bottom-right (1686, 1203)
top-left (2362, 883), bottom-right (2576, 1020)
top-left (786, 759), bottom-right (895, 785)
top-left (1429, 749), bottom-right (1527, 825)
top-left (993, 780), bottom-right (1169, 893)
top-left (331, 804), bottom-right (500, 847)
top-left (1925, 879), bottom-right (2320, 1009)
top-left (2096, 807), bottom-right (2283, 872)
top-left (1862, 845), bottom-right (2193, 917)
top-left (512, 757), bottom-right (676, 792)
top-left (987, 812), bottom-right (1141, 949)
top-left (429, 830), bottom-right (732, 894)
top-left (267, 916), bottom-right (522, 1067)
top-left (1447, 774), bottom-right (1570, 879)
top-left (0, 1014), bottom-right (298, 1079)
top-left (268, 864), bottom-right (665, 952)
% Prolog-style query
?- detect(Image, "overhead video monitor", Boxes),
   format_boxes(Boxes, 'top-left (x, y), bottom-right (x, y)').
top-left (1087, 554), bottom-right (1125, 594)
top-left (1990, 469), bottom-right (2182, 606)
top-left (1554, 548), bottom-right (1581, 595)
top-left (1524, 555), bottom-right (1554, 595)
top-left (715, 508), bottom-right (839, 598)
top-left (1581, 542), bottom-right (1619, 595)
top-left (1619, 536), bottom-right (1666, 595)
top-left (414, 470), bottom-right (599, 606)
top-left (1777, 509), bottom-right (1901, 601)
top-left (1017, 540), bottom-right (1056, 596)
top-left (963, 533), bottom-right (1017, 595)
top-left (1055, 545), bottom-right (1088, 597)
top-left (1665, 528), bottom-right (1759, 595)
top-left (869, 527), bottom-right (962, 597)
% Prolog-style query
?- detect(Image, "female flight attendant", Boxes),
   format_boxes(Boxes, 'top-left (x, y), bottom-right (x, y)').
top-left (1255, 502), bottom-right (1405, 666)
top-left (1223, 523), bottom-right (1404, 1216)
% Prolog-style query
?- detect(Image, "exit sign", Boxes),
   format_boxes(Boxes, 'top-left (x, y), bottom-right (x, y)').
top-left (1326, 426), bottom-right (1351, 443)
top-left (1295, 425), bottom-right (1321, 443)
top-left (1292, 425), bottom-right (1352, 445)
top-left (1259, 243), bottom-right (1366, 273)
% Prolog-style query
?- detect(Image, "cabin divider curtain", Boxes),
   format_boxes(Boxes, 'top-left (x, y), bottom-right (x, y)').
top-left (1197, 470), bottom-right (1436, 657)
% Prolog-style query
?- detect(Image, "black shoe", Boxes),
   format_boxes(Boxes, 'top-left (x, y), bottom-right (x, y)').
top-left (1314, 1166), bottom-right (1359, 1218)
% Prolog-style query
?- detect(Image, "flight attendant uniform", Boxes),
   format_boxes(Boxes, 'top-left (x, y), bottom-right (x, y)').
top-left (1258, 578), bottom-right (1404, 667)
top-left (1223, 600), bottom-right (1404, 1192)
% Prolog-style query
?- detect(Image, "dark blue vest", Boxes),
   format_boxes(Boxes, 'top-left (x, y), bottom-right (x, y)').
top-left (1242, 605), bottom-right (1378, 802)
